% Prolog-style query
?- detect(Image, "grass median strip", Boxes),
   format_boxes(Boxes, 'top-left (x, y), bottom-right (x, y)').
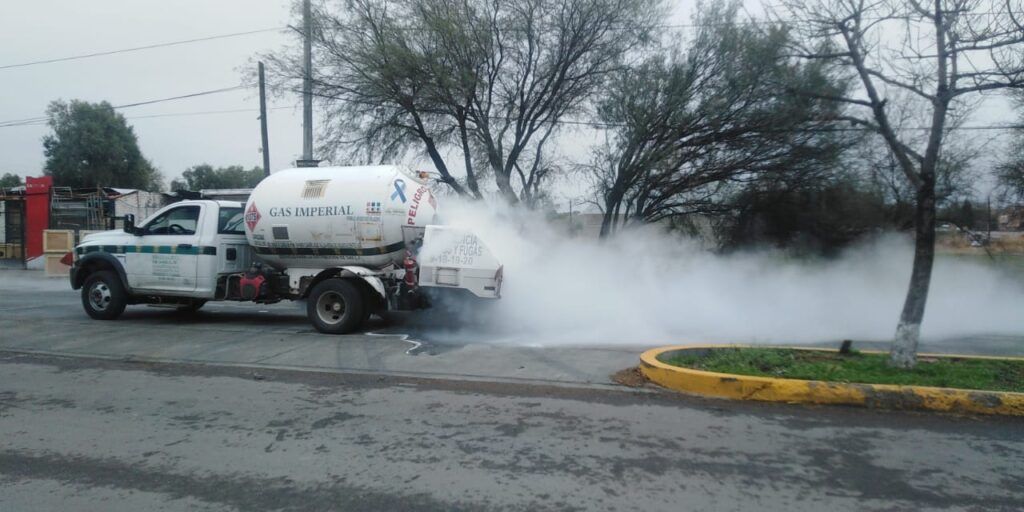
top-left (659, 348), bottom-right (1024, 393)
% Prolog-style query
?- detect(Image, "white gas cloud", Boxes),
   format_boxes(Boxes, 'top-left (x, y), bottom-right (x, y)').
top-left (421, 200), bottom-right (1024, 347)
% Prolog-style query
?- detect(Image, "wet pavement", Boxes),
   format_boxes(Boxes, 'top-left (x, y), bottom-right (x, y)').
top-left (0, 269), bottom-right (1020, 389)
top-left (0, 270), bottom-right (641, 386)
top-left (1, 269), bottom-right (1022, 511)
top-left (1, 352), bottom-right (1022, 511)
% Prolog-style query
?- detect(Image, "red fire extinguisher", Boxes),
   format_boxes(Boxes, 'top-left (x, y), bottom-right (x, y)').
top-left (403, 251), bottom-right (418, 289)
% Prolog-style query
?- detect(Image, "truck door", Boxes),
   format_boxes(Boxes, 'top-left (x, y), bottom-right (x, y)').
top-left (129, 204), bottom-right (202, 293)
top-left (215, 206), bottom-right (252, 275)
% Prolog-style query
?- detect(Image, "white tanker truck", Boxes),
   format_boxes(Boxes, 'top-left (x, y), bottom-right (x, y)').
top-left (68, 165), bottom-right (502, 334)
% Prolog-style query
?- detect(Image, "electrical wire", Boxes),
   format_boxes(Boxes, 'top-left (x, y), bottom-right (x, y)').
top-left (293, 88), bottom-right (1024, 132)
top-left (1, 79), bottom-right (1020, 132)
top-left (0, 105), bottom-right (299, 128)
top-left (0, 86), bottom-right (248, 127)
top-left (0, 27), bottom-right (286, 70)
top-left (0, 6), bottom-right (1018, 72)
top-left (128, 106), bottom-right (293, 121)
top-left (106, 86), bottom-right (246, 109)
top-left (4, 104), bottom-right (1019, 133)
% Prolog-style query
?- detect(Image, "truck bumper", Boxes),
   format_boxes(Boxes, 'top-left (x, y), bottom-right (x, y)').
top-left (69, 260), bottom-right (80, 289)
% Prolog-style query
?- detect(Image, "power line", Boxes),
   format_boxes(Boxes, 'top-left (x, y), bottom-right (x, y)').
top-left (0, 82), bottom-right (1018, 132)
top-left (0, 86), bottom-right (248, 127)
top-left (303, 9), bottom-right (1024, 35)
top-left (296, 88), bottom-right (1024, 132)
top-left (109, 86), bottom-right (246, 109)
top-left (129, 106), bottom-right (293, 121)
top-left (2, 8), bottom-right (1015, 72)
top-left (0, 27), bottom-right (286, 71)
top-left (0, 114), bottom-right (48, 127)
top-left (560, 120), bottom-right (1024, 132)
top-left (0, 105), bottom-right (298, 129)
top-left (2, 85), bottom-right (1019, 133)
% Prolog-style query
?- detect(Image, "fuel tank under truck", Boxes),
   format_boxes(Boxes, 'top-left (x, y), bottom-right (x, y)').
top-left (244, 165), bottom-right (439, 270)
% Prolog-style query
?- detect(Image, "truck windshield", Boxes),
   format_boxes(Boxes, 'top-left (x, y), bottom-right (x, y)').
top-left (218, 207), bottom-right (245, 235)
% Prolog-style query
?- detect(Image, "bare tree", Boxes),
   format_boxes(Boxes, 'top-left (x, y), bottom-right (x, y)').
top-left (858, 134), bottom-right (982, 228)
top-left (996, 141), bottom-right (1024, 204)
top-left (264, 0), bottom-right (661, 204)
top-left (995, 93), bottom-right (1024, 204)
top-left (590, 3), bottom-right (849, 237)
top-left (777, 0), bottom-right (1024, 368)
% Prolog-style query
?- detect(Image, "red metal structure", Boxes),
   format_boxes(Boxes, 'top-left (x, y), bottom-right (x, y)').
top-left (24, 176), bottom-right (52, 267)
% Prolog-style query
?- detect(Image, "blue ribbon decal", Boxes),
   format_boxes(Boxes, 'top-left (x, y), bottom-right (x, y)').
top-left (391, 179), bottom-right (407, 203)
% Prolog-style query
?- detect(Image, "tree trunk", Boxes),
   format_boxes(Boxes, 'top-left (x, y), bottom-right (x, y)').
top-left (493, 171), bottom-right (519, 204)
top-left (457, 115), bottom-right (482, 200)
top-left (600, 183), bottom-right (627, 238)
top-left (599, 211), bottom-right (614, 238)
top-left (423, 139), bottom-right (468, 197)
top-left (890, 182), bottom-right (936, 369)
top-left (409, 110), bottom-right (468, 197)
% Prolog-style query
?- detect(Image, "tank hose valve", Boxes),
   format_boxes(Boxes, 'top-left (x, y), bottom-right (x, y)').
top-left (239, 262), bottom-right (267, 300)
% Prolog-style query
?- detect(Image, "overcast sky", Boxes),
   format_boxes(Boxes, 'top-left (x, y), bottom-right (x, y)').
top-left (0, 0), bottom-right (302, 184)
top-left (0, 1), bottom-right (1016, 196)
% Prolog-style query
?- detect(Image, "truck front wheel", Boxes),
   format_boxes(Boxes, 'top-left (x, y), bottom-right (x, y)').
top-left (81, 270), bottom-right (128, 320)
top-left (307, 278), bottom-right (364, 334)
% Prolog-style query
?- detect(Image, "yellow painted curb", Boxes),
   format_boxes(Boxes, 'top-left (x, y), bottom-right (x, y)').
top-left (639, 345), bottom-right (1024, 416)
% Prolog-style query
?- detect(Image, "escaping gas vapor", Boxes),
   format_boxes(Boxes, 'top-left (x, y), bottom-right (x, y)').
top-left (419, 200), bottom-right (1024, 347)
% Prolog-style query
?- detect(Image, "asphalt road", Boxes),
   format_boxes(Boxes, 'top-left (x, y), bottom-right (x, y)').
top-left (0, 270), bottom-right (645, 385)
top-left (2, 352), bottom-right (1022, 512)
top-left (1, 270), bottom-right (1023, 511)
top-left (0, 269), bottom-right (1020, 387)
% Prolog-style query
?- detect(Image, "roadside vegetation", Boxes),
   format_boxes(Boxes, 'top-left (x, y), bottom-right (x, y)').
top-left (660, 348), bottom-right (1024, 393)
top-left (170, 164), bottom-right (265, 191)
top-left (0, 172), bottom-right (22, 188)
top-left (42, 99), bottom-right (164, 191)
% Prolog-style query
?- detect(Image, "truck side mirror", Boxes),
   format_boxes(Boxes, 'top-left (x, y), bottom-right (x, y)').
top-left (123, 214), bottom-right (136, 235)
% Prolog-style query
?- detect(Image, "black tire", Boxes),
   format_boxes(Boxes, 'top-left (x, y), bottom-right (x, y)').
top-left (359, 285), bottom-right (381, 324)
top-left (375, 309), bottom-right (394, 324)
top-left (176, 300), bottom-right (207, 313)
top-left (306, 278), bottom-right (364, 334)
top-left (81, 270), bottom-right (128, 320)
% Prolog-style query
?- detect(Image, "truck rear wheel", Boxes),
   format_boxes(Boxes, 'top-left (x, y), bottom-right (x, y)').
top-left (81, 270), bottom-right (128, 320)
top-left (307, 278), bottom-right (364, 334)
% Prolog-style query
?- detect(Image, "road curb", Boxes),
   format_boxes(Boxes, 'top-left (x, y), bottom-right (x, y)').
top-left (639, 345), bottom-right (1024, 416)
top-left (0, 347), bottom-right (645, 394)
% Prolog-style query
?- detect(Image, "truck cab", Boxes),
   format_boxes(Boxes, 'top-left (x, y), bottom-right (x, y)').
top-left (71, 200), bottom-right (253, 316)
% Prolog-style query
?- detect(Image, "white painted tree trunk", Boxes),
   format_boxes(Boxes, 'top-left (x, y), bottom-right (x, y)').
top-left (890, 322), bottom-right (921, 369)
top-left (888, 185), bottom-right (936, 369)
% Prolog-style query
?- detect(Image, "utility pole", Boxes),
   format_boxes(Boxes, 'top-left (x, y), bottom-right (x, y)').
top-left (568, 200), bottom-right (574, 234)
top-left (987, 194), bottom-right (992, 243)
top-left (258, 61), bottom-right (271, 178)
top-left (296, 0), bottom-right (318, 168)
top-left (567, 198), bottom-right (582, 236)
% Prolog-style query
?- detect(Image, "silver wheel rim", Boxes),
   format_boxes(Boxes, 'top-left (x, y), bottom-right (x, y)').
top-left (315, 291), bottom-right (346, 325)
top-left (88, 281), bottom-right (112, 311)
